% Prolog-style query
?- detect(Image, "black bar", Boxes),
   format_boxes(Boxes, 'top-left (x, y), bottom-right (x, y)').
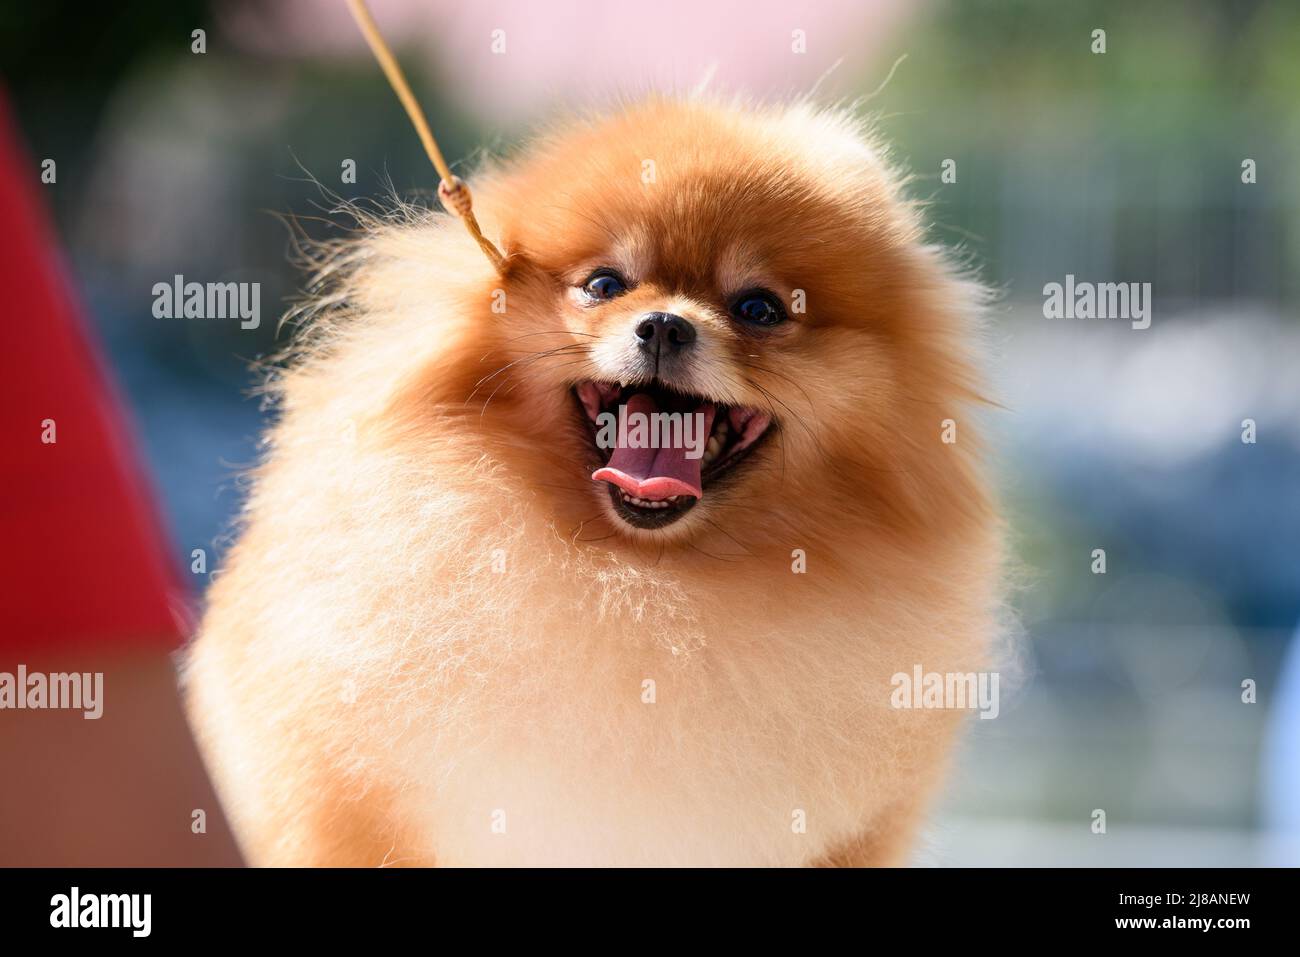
top-left (0, 867), bottom-right (1281, 943)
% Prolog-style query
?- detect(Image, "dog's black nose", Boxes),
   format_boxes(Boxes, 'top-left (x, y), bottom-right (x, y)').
top-left (635, 313), bottom-right (696, 355)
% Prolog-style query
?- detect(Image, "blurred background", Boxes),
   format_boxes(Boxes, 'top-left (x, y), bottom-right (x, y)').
top-left (3, 0), bottom-right (1297, 865)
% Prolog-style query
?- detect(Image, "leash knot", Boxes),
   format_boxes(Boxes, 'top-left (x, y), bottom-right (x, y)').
top-left (437, 176), bottom-right (474, 218)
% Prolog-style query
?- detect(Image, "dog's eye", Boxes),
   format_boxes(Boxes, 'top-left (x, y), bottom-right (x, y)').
top-left (581, 269), bottom-right (629, 301)
top-left (731, 290), bottom-right (787, 327)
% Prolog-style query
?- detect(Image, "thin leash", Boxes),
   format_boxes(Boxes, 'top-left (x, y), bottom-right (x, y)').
top-left (344, 0), bottom-right (508, 275)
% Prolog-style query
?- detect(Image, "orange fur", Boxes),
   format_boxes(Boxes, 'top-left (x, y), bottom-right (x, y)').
top-left (184, 96), bottom-right (1002, 867)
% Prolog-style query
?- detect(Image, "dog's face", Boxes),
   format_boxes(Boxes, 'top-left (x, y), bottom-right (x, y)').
top-left (428, 100), bottom-right (984, 547)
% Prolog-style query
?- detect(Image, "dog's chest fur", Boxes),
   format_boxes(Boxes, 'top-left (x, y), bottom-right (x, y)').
top-left (388, 610), bottom-right (896, 866)
top-left (193, 456), bottom-right (984, 867)
top-left (358, 555), bottom-right (966, 867)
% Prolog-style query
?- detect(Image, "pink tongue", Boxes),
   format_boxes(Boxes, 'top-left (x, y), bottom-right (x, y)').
top-left (592, 394), bottom-right (715, 501)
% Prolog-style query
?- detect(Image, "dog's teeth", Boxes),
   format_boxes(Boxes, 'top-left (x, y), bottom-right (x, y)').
top-left (619, 492), bottom-right (675, 510)
top-left (701, 435), bottom-right (723, 467)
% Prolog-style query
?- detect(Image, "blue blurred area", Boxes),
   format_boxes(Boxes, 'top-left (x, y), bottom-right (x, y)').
top-left (87, 289), bottom-right (265, 589)
top-left (1056, 440), bottom-right (1300, 629)
top-left (1001, 393), bottom-right (1300, 634)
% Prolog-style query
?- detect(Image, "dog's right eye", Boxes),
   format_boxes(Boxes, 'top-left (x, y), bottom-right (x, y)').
top-left (581, 269), bottom-right (629, 301)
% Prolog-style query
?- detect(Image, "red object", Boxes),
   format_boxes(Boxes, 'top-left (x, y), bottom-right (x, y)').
top-left (0, 92), bottom-right (184, 653)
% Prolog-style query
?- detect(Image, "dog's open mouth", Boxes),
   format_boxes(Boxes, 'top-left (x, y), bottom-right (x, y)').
top-left (574, 380), bottom-right (773, 529)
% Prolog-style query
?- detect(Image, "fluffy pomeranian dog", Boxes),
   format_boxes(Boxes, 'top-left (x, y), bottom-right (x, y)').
top-left (185, 96), bottom-right (1002, 867)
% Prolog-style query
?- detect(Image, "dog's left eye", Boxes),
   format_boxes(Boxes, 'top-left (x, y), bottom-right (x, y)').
top-left (731, 290), bottom-right (787, 327)
top-left (581, 269), bottom-right (628, 301)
